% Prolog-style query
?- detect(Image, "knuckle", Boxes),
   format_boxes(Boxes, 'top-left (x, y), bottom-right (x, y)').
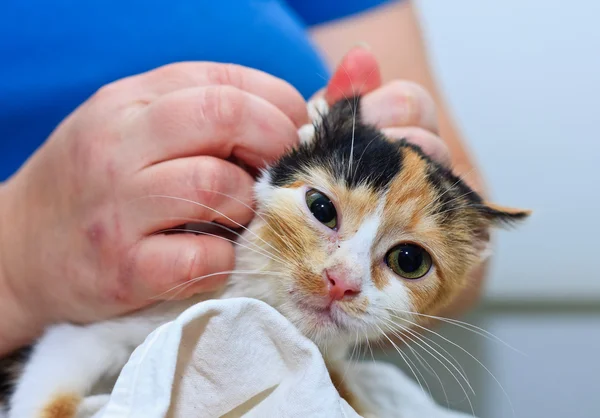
top-left (205, 63), bottom-right (244, 87)
top-left (178, 243), bottom-right (206, 288)
top-left (190, 158), bottom-right (225, 213)
top-left (152, 62), bottom-right (196, 87)
top-left (386, 80), bottom-right (423, 126)
top-left (198, 85), bottom-right (246, 131)
top-left (91, 81), bottom-right (120, 103)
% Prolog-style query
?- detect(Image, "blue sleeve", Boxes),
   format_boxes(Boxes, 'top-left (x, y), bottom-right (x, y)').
top-left (285, 0), bottom-right (396, 26)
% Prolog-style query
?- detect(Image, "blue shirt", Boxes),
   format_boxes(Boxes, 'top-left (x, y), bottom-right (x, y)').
top-left (0, 0), bottom-right (390, 180)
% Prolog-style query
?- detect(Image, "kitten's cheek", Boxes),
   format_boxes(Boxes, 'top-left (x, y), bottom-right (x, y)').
top-left (129, 233), bottom-right (233, 302)
top-left (381, 127), bottom-right (451, 167)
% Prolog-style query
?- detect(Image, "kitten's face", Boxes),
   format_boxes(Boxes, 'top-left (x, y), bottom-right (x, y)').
top-left (236, 99), bottom-right (529, 348)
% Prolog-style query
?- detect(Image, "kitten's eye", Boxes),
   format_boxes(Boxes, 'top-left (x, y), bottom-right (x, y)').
top-left (305, 189), bottom-right (337, 229)
top-left (386, 244), bottom-right (432, 279)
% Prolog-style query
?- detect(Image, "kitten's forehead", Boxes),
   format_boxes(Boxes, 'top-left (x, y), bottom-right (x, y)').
top-left (381, 147), bottom-right (436, 233)
top-left (269, 101), bottom-right (404, 193)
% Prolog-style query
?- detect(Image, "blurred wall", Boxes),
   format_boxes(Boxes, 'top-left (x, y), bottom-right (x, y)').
top-left (380, 1), bottom-right (600, 417)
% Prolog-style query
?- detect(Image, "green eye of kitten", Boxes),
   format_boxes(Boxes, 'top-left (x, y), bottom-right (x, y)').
top-left (305, 189), bottom-right (337, 229)
top-left (386, 244), bottom-right (432, 279)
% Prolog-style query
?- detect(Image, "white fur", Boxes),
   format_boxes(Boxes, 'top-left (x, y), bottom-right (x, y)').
top-left (298, 124), bottom-right (316, 145)
top-left (307, 97), bottom-right (329, 124)
top-left (297, 97), bottom-right (329, 146)
top-left (7, 299), bottom-right (198, 418)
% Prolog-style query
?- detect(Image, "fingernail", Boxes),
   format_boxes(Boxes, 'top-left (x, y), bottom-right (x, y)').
top-left (351, 42), bottom-right (372, 51)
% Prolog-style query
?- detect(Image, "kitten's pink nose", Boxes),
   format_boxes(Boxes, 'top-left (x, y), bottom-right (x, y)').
top-left (325, 270), bottom-right (361, 301)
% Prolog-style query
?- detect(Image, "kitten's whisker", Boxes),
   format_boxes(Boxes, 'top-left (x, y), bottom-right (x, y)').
top-left (315, 64), bottom-right (378, 180)
top-left (145, 216), bottom-right (288, 266)
top-left (142, 195), bottom-right (286, 258)
top-left (381, 323), bottom-right (433, 397)
top-left (401, 333), bottom-right (451, 408)
top-left (340, 330), bottom-right (360, 387)
top-left (155, 228), bottom-right (287, 265)
top-left (384, 317), bottom-right (471, 399)
top-left (189, 187), bottom-right (297, 253)
top-left (375, 324), bottom-right (426, 396)
top-left (387, 308), bottom-right (523, 354)
top-left (149, 270), bottom-right (284, 300)
top-left (348, 98), bottom-right (357, 178)
top-left (385, 314), bottom-right (470, 380)
top-left (382, 319), bottom-right (474, 415)
top-left (351, 133), bottom-right (384, 185)
top-left (382, 322), bottom-right (440, 377)
top-left (387, 314), bottom-right (515, 417)
top-left (382, 318), bottom-right (474, 394)
top-left (364, 331), bottom-right (376, 364)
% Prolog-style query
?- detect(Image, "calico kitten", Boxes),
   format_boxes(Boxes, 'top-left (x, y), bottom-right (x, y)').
top-left (0, 97), bottom-right (529, 418)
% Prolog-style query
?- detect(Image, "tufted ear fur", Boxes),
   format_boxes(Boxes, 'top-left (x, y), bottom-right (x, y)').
top-left (480, 202), bottom-right (532, 226)
top-left (298, 98), bottom-right (330, 145)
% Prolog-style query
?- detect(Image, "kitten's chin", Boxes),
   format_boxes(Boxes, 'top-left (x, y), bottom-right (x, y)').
top-left (285, 300), bottom-right (370, 348)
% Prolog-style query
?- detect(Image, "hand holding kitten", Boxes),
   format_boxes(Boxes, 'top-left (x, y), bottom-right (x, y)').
top-left (0, 63), bottom-right (307, 354)
top-left (315, 45), bottom-right (451, 167)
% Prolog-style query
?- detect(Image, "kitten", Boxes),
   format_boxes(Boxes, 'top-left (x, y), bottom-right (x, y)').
top-left (0, 97), bottom-right (529, 418)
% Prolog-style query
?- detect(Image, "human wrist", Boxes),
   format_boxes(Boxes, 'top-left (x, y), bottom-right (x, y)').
top-left (0, 181), bottom-right (44, 355)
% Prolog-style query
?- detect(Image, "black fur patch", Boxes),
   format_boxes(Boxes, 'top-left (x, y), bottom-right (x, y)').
top-left (270, 97), bottom-right (403, 192)
top-left (269, 95), bottom-right (523, 227)
top-left (0, 345), bottom-right (31, 409)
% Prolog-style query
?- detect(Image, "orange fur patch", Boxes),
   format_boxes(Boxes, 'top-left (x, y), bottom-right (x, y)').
top-left (41, 393), bottom-right (80, 418)
top-left (283, 180), bottom-right (304, 189)
top-left (334, 185), bottom-right (380, 240)
top-left (377, 147), bottom-right (477, 315)
top-left (371, 261), bottom-right (389, 290)
top-left (382, 148), bottom-right (433, 233)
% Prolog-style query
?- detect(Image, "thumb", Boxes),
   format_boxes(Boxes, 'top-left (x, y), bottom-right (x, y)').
top-left (323, 44), bottom-right (382, 105)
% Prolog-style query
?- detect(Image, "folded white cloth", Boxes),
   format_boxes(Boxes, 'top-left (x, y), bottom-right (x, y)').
top-left (79, 298), bottom-right (473, 418)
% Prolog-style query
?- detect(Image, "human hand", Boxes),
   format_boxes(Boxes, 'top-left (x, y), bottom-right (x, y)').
top-left (0, 62), bottom-right (307, 352)
top-left (312, 45), bottom-right (451, 167)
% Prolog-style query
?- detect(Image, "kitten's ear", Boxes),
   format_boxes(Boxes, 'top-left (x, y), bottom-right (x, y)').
top-left (473, 202), bottom-right (531, 261)
top-left (479, 202), bottom-right (532, 227)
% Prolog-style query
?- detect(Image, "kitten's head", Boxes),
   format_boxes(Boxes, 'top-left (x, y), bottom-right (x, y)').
top-left (241, 97), bottom-right (529, 347)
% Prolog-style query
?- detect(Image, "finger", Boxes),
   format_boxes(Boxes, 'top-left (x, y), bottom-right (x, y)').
top-left (361, 80), bottom-right (439, 133)
top-left (128, 85), bottom-right (299, 168)
top-left (131, 233), bottom-right (233, 301)
top-left (130, 156), bottom-right (255, 233)
top-left (132, 62), bottom-right (308, 128)
top-left (381, 127), bottom-right (451, 166)
top-left (325, 45), bottom-right (382, 104)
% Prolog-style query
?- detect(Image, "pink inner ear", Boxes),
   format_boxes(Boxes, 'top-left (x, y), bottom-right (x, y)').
top-left (325, 46), bottom-right (382, 104)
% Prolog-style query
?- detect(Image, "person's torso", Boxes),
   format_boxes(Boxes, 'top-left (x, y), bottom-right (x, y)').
top-left (0, 0), bottom-right (330, 180)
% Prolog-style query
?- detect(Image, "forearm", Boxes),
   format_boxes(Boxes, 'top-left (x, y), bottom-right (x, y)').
top-left (0, 182), bottom-right (43, 355)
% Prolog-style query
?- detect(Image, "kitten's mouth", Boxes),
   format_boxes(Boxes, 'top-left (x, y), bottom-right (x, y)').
top-left (297, 299), bottom-right (347, 329)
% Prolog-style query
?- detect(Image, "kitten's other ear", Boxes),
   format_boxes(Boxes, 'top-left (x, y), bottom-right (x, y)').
top-left (480, 202), bottom-right (532, 227)
top-left (473, 203), bottom-right (531, 261)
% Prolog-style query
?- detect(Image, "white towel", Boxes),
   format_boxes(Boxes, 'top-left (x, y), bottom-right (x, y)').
top-left (78, 298), bottom-right (473, 418)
